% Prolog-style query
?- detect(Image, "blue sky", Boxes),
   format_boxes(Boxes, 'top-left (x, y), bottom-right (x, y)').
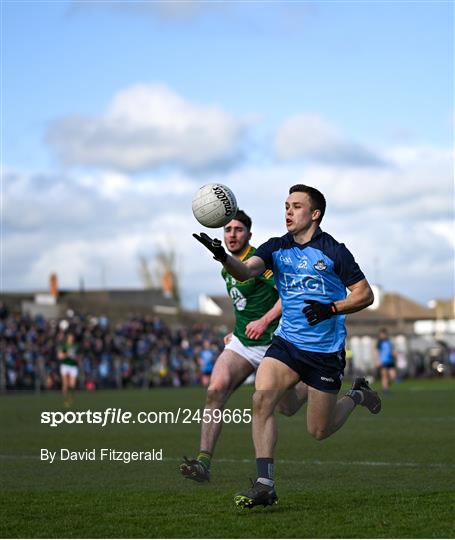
top-left (2, 0), bottom-right (453, 307)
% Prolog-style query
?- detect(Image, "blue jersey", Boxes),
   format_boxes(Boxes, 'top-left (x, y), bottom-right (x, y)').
top-left (199, 349), bottom-right (215, 374)
top-left (377, 339), bottom-right (394, 365)
top-left (255, 228), bottom-right (365, 353)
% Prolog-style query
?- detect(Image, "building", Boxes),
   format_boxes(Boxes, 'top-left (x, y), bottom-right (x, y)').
top-left (0, 288), bottom-right (179, 323)
top-left (200, 285), bottom-right (455, 377)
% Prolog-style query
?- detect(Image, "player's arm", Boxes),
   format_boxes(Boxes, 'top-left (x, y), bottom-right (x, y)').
top-left (334, 279), bottom-right (374, 314)
top-left (303, 279), bottom-right (373, 326)
top-left (245, 298), bottom-right (282, 340)
top-left (224, 254), bottom-right (265, 281)
top-left (375, 339), bottom-right (381, 366)
top-left (375, 352), bottom-right (381, 368)
top-left (391, 341), bottom-right (397, 363)
top-left (193, 232), bottom-right (265, 280)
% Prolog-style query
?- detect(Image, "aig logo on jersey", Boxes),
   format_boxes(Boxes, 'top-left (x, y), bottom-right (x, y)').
top-left (283, 273), bottom-right (326, 295)
top-left (313, 259), bottom-right (327, 271)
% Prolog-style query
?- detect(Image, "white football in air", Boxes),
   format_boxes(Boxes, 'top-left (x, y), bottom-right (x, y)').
top-left (192, 183), bottom-right (238, 228)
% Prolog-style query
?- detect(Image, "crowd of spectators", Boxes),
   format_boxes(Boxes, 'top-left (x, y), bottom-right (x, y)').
top-left (2, 302), bottom-right (454, 392)
top-left (0, 303), bottom-right (225, 391)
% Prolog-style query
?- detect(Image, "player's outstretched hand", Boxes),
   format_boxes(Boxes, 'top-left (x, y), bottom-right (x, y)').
top-left (302, 299), bottom-right (337, 326)
top-left (193, 232), bottom-right (228, 263)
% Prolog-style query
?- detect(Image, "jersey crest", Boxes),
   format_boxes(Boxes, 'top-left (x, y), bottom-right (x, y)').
top-left (313, 259), bottom-right (327, 271)
top-left (230, 287), bottom-right (247, 311)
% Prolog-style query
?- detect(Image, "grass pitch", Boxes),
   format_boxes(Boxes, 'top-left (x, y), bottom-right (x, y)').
top-left (1, 379), bottom-right (454, 538)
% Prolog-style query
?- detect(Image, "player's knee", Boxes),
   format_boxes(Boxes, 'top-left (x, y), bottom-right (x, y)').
top-left (206, 382), bottom-right (229, 407)
top-left (307, 425), bottom-right (330, 441)
top-left (252, 390), bottom-right (274, 416)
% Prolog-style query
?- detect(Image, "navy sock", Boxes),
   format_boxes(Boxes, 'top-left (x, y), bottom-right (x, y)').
top-left (256, 458), bottom-right (274, 486)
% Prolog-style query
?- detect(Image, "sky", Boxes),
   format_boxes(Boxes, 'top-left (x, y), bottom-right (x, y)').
top-left (2, 0), bottom-right (453, 309)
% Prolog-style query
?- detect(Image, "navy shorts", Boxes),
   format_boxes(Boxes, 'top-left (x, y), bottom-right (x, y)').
top-left (381, 361), bottom-right (395, 369)
top-left (265, 335), bottom-right (346, 394)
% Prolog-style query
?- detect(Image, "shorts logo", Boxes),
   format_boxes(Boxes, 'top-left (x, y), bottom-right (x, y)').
top-left (320, 376), bottom-right (334, 382)
top-left (314, 260), bottom-right (327, 271)
top-left (282, 273), bottom-right (326, 295)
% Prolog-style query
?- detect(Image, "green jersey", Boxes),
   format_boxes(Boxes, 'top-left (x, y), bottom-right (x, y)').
top-left (60, 343), bottom-right (79, 367)
top-left (221, 245), bottom-right (279, 346)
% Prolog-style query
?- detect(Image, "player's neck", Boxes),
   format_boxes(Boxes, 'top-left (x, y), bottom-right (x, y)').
top-left (230, 244), bottom-right (251, 261)
top-left (292, 224), bottom-right (318, 245)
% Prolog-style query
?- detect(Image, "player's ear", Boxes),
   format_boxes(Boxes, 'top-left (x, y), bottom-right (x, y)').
top-left (312, 209), bottom-right (321, 222)
top-left (248, 231), bottom-right (252, 241)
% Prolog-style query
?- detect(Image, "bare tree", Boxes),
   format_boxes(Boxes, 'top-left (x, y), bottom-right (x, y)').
top-left (138, 255), bottom-right (155, 289)
top-left (155, 247), bottom-right (181, 306)
top-left (137, 247), bottom-right (182, 306)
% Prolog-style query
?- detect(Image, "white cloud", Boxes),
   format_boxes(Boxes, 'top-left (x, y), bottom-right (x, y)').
top-left (5, 170), bottom-right (98, 231)
top-left (76, 170), bottom-right (197, 204)
top-left (46, 84), bottom-right (248, 173)
top-left (427, 221), bottom-right (455, 248)
top-left (301, 145), bottom-right (453, 218)
top-left (274, 113), bottom-right (386, 166)
top-left (4, 142), bottom-right (453, 307)
top-left (3, 168), bottom-right (220, 305)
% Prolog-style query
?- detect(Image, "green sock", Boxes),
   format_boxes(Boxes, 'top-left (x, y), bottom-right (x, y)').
top-left (197, 451), bottom-right (212, 470)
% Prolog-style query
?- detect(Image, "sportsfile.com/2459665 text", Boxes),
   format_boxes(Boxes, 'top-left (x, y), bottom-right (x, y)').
top-left (40, 408), bottom-right (252, 428)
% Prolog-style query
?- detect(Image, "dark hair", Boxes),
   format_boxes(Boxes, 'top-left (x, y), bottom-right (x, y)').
top-left (231, 209), bottom-right (252, 231)
top-left (289, 185), bottom-right (326, 223)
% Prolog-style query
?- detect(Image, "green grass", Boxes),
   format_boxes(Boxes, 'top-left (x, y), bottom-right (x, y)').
top-left (1, 379), bottom-right (454, 538)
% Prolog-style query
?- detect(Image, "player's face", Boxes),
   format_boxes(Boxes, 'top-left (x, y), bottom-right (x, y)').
top-left (285, 192), bottom-right (320, 234)
top-left (223, 220), bottom-right (251, 255)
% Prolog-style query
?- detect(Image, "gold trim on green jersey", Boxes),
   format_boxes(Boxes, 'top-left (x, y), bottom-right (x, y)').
top-left (239, 245), bottom-right (273, 279)
top-left (239, 245), bottom-right (253, 261)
